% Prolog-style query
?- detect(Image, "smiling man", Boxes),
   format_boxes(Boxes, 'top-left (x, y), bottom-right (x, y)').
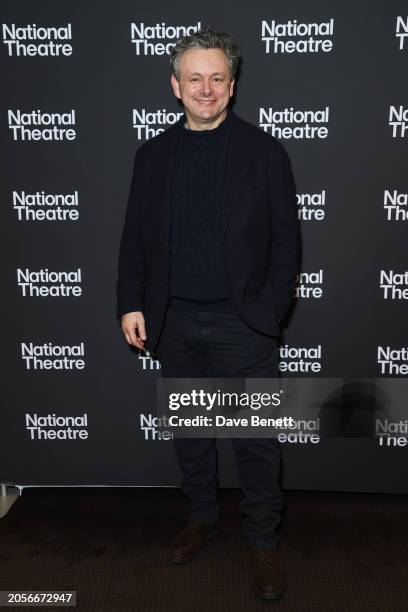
top-left (117, 28), bottom-right (300, 601)
top-left (170, 46), bottom-right (234, 129)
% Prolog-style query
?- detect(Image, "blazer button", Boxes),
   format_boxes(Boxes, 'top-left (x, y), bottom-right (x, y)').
top-left (165, 241), bottom-right (169, 248)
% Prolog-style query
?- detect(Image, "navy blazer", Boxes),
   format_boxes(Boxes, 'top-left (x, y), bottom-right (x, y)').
top-left (116, 109), bottom-right (301, 352)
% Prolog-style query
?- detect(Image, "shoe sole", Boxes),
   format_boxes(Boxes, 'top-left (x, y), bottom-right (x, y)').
top-left (170, 528), bottom-right (219, 564)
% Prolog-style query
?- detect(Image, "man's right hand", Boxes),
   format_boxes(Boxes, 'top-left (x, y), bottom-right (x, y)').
top-left (121, 311), bottom-right (147, 350)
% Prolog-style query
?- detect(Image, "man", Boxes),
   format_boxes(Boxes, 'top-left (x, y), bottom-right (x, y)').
top-left (117, 28), bottom-right (300, 601)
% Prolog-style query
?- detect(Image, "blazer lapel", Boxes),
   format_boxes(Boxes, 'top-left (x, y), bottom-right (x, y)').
top-left (221, 112), bottom-right (253, 244)
top-left (153, 120), bottom-right (182, 245)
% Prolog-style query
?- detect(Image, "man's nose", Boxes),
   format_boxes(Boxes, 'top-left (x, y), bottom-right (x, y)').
top-left (200, 79), bottom-right (212, 96)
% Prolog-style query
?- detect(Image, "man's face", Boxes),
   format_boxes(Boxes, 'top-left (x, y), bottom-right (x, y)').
top-left (171, 48), bottom-right (235, 130)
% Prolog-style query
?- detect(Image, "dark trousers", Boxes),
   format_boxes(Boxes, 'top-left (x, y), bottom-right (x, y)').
top-left (156, 297), bottom-right (283, 550)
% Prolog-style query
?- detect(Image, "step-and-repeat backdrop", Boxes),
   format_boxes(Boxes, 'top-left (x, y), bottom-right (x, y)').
top-left (1, 1), bottom-right (407, 492)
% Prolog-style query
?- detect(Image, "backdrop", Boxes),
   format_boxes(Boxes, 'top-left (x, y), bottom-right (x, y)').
top-left (1, 0), bottom-right (407, 492)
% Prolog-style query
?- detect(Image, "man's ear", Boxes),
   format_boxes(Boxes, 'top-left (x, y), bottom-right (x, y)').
top-left (229, 78), bottom-right (235, 98)
top-left (171, 74), bottom-right (181, 99)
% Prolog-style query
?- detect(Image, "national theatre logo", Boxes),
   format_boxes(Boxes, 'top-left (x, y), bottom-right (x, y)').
top-left (138, 350), bottom-right (160, 371)
top-left (8, 109), bottom-right (77, 141)
top-left (130, 21), bottom-right (202, 55)
top-left (297, 190), bottom-right (326, 221)
top-left (379, 270), bottom-right (408, 300)
top-left (2, 23), bottom-right (73, 56)
top-left (25, 413), bottom-right (88, 440)
top-left (376, 418), bottom-right (408, 447)
top-left (261, 18), bottom-right (334, 54)
top-left (12, 189), bottom-right (79, 222)
top-left (395, 16), bottom-right (408, 50)
top-left (258, 107), bottom-right (330, 139)
top-left (139, 414), bottom-right (174, 441)
top-left (17, 268), bottom-right (82, 297)
top-left (383, 189), bottom-right (407, 221)
top-left (277, 418), bottom-right (320, 445)
top-left (278, 345), bottom-right (322, 374)
top-left (388, 106), bottom-right (408, 138)
top-left (377, 346), bottom-right (408, 376)
top-left (132, 108), bottom-right (184, 140)
top-left (21, 342), bottom-right (86, 371)
top-left (295, 271), bottom-right (324, 299)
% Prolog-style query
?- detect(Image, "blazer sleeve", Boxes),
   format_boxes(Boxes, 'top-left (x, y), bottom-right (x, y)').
top-left (266, 141), bottom-right (301, 322)
top-left (116, 146), bottom-right (147, 319)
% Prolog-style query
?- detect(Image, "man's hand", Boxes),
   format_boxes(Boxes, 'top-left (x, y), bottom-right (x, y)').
top-left (121, 311), bottom-right (147, 350)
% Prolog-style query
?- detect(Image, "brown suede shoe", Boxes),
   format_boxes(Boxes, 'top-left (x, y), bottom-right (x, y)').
top-left (250, 549), bottom-right (285, 600)
top-left (170, 521), bottom-right (219, 564)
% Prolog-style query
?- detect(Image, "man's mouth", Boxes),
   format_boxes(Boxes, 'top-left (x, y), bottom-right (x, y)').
top-left (195, 99), bottom-right (216, 105)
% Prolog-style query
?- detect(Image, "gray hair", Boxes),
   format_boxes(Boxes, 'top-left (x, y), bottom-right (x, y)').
top-left (170, 27), bottom-right (241, 81)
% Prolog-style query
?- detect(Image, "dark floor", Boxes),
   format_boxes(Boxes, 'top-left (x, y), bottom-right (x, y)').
top-left (0, 488), bottom-right (407, 611)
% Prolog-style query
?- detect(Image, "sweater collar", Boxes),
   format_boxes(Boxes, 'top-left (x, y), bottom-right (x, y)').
top-left (177, 108), bottom-right (233, 137)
